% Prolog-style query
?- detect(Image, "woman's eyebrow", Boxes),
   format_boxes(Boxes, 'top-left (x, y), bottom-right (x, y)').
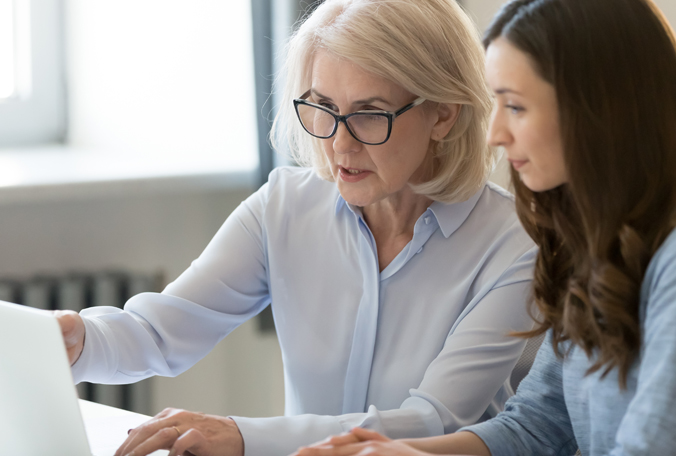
top-left (352, 96), bottom-right (391, 106)
top-left (495, 88), bottom-right (523, 95)
top-left (310, 89), bottom-right (332, 100)
top-left (310, 89), bottom-right (391, 106)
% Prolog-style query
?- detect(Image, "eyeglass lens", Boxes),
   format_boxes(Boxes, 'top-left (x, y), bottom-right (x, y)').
top-left (296, 104), bottom-right (389, 144)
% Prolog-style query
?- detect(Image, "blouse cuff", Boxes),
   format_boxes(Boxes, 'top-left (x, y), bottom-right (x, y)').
top-left (70, 314), bottom-right (118, 384)
top-left (231, 414), bottom-right (344, 456)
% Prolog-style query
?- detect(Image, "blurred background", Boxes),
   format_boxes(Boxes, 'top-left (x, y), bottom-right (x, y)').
top-left (1, 0), bottom-right (674, 419)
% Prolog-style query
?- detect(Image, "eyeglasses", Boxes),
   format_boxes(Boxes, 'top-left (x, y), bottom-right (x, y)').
top-left (293, 90), bottom-right (426, 146)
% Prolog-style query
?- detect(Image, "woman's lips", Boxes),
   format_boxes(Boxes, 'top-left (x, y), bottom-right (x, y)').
top-left (508, 159), bottom-right (529, 171)
top-left (339, 166), bottom-right (372, 183)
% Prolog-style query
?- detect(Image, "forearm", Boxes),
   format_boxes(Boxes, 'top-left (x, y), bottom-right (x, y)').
top-left (72, 293), bottom-right (235, 384)
top-left (402, 432), bottom-right (490, 456)
top-left (232, 404), bottom-right (449, 456)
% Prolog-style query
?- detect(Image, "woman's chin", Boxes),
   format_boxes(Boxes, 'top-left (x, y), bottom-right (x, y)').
top-left (337, 186), bottom-right (377, 208)
top-left (520, 174), bottom-right (567, 193)
top-left (341, 195), bottom-right (373, 208)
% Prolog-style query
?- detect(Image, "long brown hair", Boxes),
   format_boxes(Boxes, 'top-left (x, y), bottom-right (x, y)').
top-left (485, 0), bottom-right (676, 387)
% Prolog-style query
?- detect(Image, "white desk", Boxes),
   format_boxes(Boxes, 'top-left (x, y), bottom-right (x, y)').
top-left (79, 399), bottom-right (168, 456)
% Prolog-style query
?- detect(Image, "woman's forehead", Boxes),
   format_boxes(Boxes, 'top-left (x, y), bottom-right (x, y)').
top-left (309, 50), bottom-right (410, 104)
top-left (485, 38), bottom-right (550, 98)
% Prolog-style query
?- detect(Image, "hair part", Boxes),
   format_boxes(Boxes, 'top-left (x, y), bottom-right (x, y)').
top-left (271, 0), bottom-right (495, 203)
top-left (485, 0), bottom-right (676, 388)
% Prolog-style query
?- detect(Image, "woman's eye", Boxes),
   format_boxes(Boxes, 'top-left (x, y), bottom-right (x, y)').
top-left (505, 104), bottom-right (524, 114)
top-left (319, 102), bottom-right (338, 112)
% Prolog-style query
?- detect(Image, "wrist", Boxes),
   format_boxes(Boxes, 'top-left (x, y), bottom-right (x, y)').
top-left (227, 417), bottom-right (245, 456)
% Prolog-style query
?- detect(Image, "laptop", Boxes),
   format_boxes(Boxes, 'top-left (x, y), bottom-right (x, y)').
top-left (0, 299), bottom-right (164, 455)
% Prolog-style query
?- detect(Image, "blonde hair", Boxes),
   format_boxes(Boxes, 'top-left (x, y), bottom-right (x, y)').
top-left (271, 0), bottom-right (495, 203)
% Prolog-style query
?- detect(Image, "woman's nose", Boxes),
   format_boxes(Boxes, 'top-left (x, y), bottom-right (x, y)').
top-left (486, 110), bottom-right (512, 148)
top-left (332, 122), bottom-right (362, 154)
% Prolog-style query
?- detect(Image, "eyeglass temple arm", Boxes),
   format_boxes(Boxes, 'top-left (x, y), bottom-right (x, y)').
top-left (394, 97), bottom-right (426, 117)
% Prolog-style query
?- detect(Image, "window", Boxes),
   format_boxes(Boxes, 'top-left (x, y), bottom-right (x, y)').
top-left (65, 2), bottom-right (258, 172)
top-left (0, 0), bottom-right (66, 147)
top-left (0, 0), bottom-right (16, 99)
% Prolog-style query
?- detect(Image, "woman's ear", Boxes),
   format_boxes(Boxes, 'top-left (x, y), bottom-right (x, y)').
top-left (431, 103), bottom-right (461, 141)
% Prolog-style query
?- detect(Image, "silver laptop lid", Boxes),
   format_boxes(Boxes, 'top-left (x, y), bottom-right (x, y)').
top-left (0, 300), bottom-right (92, 455)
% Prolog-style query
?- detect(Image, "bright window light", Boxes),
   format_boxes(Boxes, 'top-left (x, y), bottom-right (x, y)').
top-left (66, 1), bottom-right (258, 168)
top-left (0, 0), bottom-right (67, 146)
top-left (0, 0), bottom-right (15, 99)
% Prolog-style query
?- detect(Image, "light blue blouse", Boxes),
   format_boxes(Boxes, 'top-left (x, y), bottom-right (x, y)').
top-left (72, 167), bottom-right (536, 456)
top-left (462, 229), bottom-right (676, 456)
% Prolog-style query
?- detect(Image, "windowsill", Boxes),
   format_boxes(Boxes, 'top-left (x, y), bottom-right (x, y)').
top-left (0, 146), bottom-right (259, 205)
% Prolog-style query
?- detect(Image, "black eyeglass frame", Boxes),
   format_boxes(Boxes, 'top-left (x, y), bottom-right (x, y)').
top-left (293, 90), bottom-right (427, 146)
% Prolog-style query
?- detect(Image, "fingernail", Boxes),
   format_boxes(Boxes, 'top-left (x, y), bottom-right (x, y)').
top-left (127, 428), bottom-right (133, 434)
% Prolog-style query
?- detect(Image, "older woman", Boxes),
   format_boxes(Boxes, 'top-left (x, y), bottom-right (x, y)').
top-left (56, 1), bottom-right (535, 455)
top-left (297, 0), bottom-right (676, 455)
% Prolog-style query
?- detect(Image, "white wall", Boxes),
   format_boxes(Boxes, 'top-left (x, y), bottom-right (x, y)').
top-left (659, 0), bottom-right (676, 26)
top-left (462, 0), bottom-right (507, 33)
top-left (0, 189), bottom-right (245, 280)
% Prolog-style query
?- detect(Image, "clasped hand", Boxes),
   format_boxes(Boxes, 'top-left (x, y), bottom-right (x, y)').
top-left (114, 407), bottom-right (244, 456)
top-left (293, 428), bottom-right (426, 456)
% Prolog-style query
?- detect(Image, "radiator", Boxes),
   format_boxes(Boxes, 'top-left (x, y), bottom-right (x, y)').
top-left (0, 270), bottom-right (163, 415)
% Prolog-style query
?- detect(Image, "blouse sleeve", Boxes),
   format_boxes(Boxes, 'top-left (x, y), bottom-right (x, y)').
top-left (458, 331), bottom-right (578, 456)
top-left (71, 177), bottom-right (273, 385)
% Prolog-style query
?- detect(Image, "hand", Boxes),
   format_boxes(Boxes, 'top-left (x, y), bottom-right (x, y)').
top-left (54, 310), bottom-right (85, 365)
top-left (297, 429), bottom-right (364, 451)
top-left (323, 428), bottom-right (386, 447)
top-left (295, 429), bottom-right (488, 456)
top-left (294, 428), bottom-right (425, 456)
top-left (114, 407), bottom-right (244, 456)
